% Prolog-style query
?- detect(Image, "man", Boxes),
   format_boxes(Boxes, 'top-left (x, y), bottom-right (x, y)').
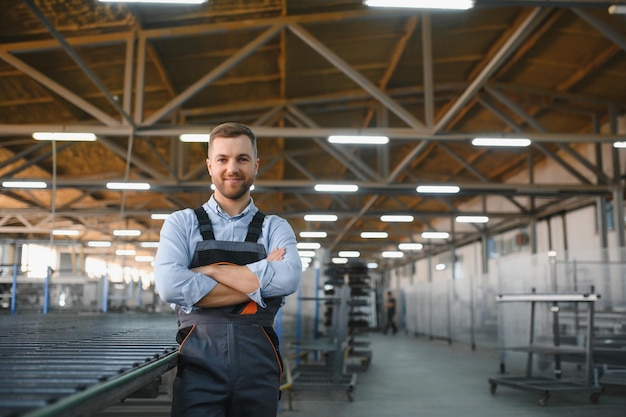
top-left (383, 290), bottom-right (398, 335)
top-left (154, 122), bottom-right (302, 417)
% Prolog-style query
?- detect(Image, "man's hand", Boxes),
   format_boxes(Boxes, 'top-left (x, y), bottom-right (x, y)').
top-left (267, 247), bottom-right (286, 262)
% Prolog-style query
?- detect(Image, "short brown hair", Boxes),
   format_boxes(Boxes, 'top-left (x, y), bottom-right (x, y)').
top-left (208, 122), bottom-right (257, 158)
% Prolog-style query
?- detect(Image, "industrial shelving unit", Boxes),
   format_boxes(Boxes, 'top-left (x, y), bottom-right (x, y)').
top-left (488, 292), bottom-right (603, 406)
top-left (291, 285), bottom-right (357, 401)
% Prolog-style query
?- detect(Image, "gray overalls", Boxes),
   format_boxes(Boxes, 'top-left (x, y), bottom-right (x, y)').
top-left (171, 207), bottom-right (284, 417)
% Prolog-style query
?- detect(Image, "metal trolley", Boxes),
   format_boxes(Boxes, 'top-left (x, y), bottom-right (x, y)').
top-left (488, 292), bottom-right (603, 406)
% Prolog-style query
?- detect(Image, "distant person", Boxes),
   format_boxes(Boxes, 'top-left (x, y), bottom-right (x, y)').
top-left (383, 290), bottom-right (398, 335)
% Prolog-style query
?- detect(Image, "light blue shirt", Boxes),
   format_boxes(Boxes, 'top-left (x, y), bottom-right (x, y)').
top-left (154, 196), bottom-right (302, 313)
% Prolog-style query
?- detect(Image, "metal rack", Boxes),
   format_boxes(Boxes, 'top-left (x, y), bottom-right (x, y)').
top-left (0, 314), bottom-right (178, 417)
top-left (488, 292), bottom-right (603, 406)
top-left (291, 285), bottom-right (357, 401)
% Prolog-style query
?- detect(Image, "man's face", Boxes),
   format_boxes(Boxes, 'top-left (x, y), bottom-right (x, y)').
top-left (206, 135), bottom-right (258, 202)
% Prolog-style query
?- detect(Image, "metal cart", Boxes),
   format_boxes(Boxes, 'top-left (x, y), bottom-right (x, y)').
top-left (488, 292), bottom-right (603, 406)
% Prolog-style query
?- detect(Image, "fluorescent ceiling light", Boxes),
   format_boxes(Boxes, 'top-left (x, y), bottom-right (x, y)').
top-left (300, 257), bottom-right (312, 264)
top-left (367, 262), bottom-right (378, 269)
top-left (100, 0), bottom-right (207, 3)
top-left (456, 215), bottom-right (489, 223)
top-left (338, 251), bottom-right (360, 258)
top-left (299, 231), bottom-right (328, 238)
top-left (52, 229), bottom-right (80, 236)
top-left (314, 184), bottom-right (358, 192)
top-left (421, 231), bottom-right (449, 239)
top-left (297, 242), bottom-right (321, 250)
top-left (140, 241), bottom-right (159, 248)
top-left (609, 5), bottom-right (626, 14)
top-left (304, 214), bottom-right (338, 222)
top-left (87, 241), bottom-right (111, 247)
top-left (381, 215), bottom-right (414, 223)
top-left (398, 243), bottom-right (423, 251)
top-left (416, 185), bottom-right (460, 194)
top-left (472, 137), bottom-right (531, 147)
top-left (135, 256), bottom-right (154, 262)
top-left (298, 250), bottom-right (316, 258)
top-left (364, 0), bottom-right (474, 10)
top-left (116, 249), bottom-right (136, 256)
top-left (151, 213), bottom-right (170, 220)
top-left (106, 182), bottom-right (151, 190)
top-left (113, 229), bottom-right (141, 237)
top-left (179, 133), bottom-right (210, 142)
top-left (360, 231), bottom-right (388, 239)
top-left (2, 181), bottom-right (47, 189)
top-left (332, 257), bottom-right (348, 264)
top-left (613, 141), bottom-right (626, 148)
top-left (32, 132), bottom-right (97, 141)
top-left (435, 263), bottom-right (446, 271)
top-left (382, 251), bottom-right (404, 258)
top-left (328, 135), bottom-right (389, 145)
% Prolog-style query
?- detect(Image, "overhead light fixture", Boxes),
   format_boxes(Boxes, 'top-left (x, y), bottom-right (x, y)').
top-left (87, 241), bottom-right (112, 247)
top-left (314, 184), bottom-right (359, 192)
top-left (113, 229), bottom-right (141, 237)
top-left (300, 257), bottom-right (312, 264)
top-left (398, 243), bottom-right (423, 251)
top-left (99, 0), bottom-right (207, 4)
top-left (367, 262), bottom-right (378, 269)
top-left (32, 132), bottom-right (96, 141)
top-left (608, 4), bottom-right (626, 14)
top-left (613, 141), bottom-right (626, 148)
top-left (300, 231), bottom-right (328, 238)
top-left (381, 215), bottom-right (414, 223)
top-left (417, 185), bottom-right (460, 194)
top-left (455, 215), bottom-right (489, 223)
top-left (382, 251), bottom-right (404, 258)
top-left (435, 263), bottom-right (446, 271)
top-left (364, 0), bottom-right (474, 10)
top-left (116, 249), bottom-right (136, 256)
top-left (2, 181), bottom-right (47, 189)
top-left (298, 250), bottom-right (316, 258)
top-left (304, 214), bottom-right (338, 222)
top-left (179, 133), bottom-right (210, 142)
top-left (472, 137), bottom-right (531, 147)
top-left (422, 231), bottom-right (449, 239)
top-left (361, 231), bottom-right (388, 239)
top-left (135, 255), bottom-right (154, 262)
top-left (327, 135), bottom-right (389, 145)
top-left (332, 257), bottom-right (349, 264)
top-left (151, 213), bottom-right (170, 220)
top-left (52, 229), bottom-right (80, 236)
top-left (338, 251), bottom-right (360, 258)
top-left (297, 242), bottom-right (321, 250)
top-left (140, 241), bottom-right (159, 248)
top-left (106, 182), bottom-right (151, 190)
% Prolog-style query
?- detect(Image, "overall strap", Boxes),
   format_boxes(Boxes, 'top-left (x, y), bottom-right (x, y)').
top-left (193, 207), bottom-right (215, 240)
top-left (245, 211), bottom-right (266, 242)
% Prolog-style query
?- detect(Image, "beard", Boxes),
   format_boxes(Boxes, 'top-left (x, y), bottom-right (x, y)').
top-left (213, 176), bottom-right (253, 201)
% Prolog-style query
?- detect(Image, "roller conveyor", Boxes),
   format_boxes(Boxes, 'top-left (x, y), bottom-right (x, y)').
top-left (0, 313), bottom-right (179, 417)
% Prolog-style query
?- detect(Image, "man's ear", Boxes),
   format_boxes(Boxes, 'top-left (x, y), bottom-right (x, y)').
top-left (206, 158), bottom-right (212, 176)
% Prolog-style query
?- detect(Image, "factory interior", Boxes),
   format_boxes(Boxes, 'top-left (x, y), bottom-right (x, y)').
top-left (1, 0), bottom-right (626, 416)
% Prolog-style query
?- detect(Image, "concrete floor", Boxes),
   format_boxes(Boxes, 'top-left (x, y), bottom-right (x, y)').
top-left (99, 331), bottom-right (626, 417)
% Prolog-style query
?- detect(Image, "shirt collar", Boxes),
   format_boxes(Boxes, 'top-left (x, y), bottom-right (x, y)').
top-left (207, 195), bottom-right (256, 220)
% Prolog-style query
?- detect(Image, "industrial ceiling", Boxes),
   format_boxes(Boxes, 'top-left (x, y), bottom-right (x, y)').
top-left (0, 0), bottom-right (625, 269)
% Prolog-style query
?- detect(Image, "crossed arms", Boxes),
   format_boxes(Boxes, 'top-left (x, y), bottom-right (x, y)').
top-left (193, 247), bottom-right (286, 308)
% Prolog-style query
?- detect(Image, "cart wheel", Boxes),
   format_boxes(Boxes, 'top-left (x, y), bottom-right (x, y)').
top-left (538, 392), bottom-right (549, 406)
top-left (590, 392), bottom-right (601, 404)
top-left (489, 383), bottom-right (497, 395)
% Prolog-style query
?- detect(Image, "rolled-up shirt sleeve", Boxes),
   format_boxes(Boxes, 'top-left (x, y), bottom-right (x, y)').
top-left (153, 210), bottom-right (218, 310)
top-left (246, 216), bottom-right (302, 303)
